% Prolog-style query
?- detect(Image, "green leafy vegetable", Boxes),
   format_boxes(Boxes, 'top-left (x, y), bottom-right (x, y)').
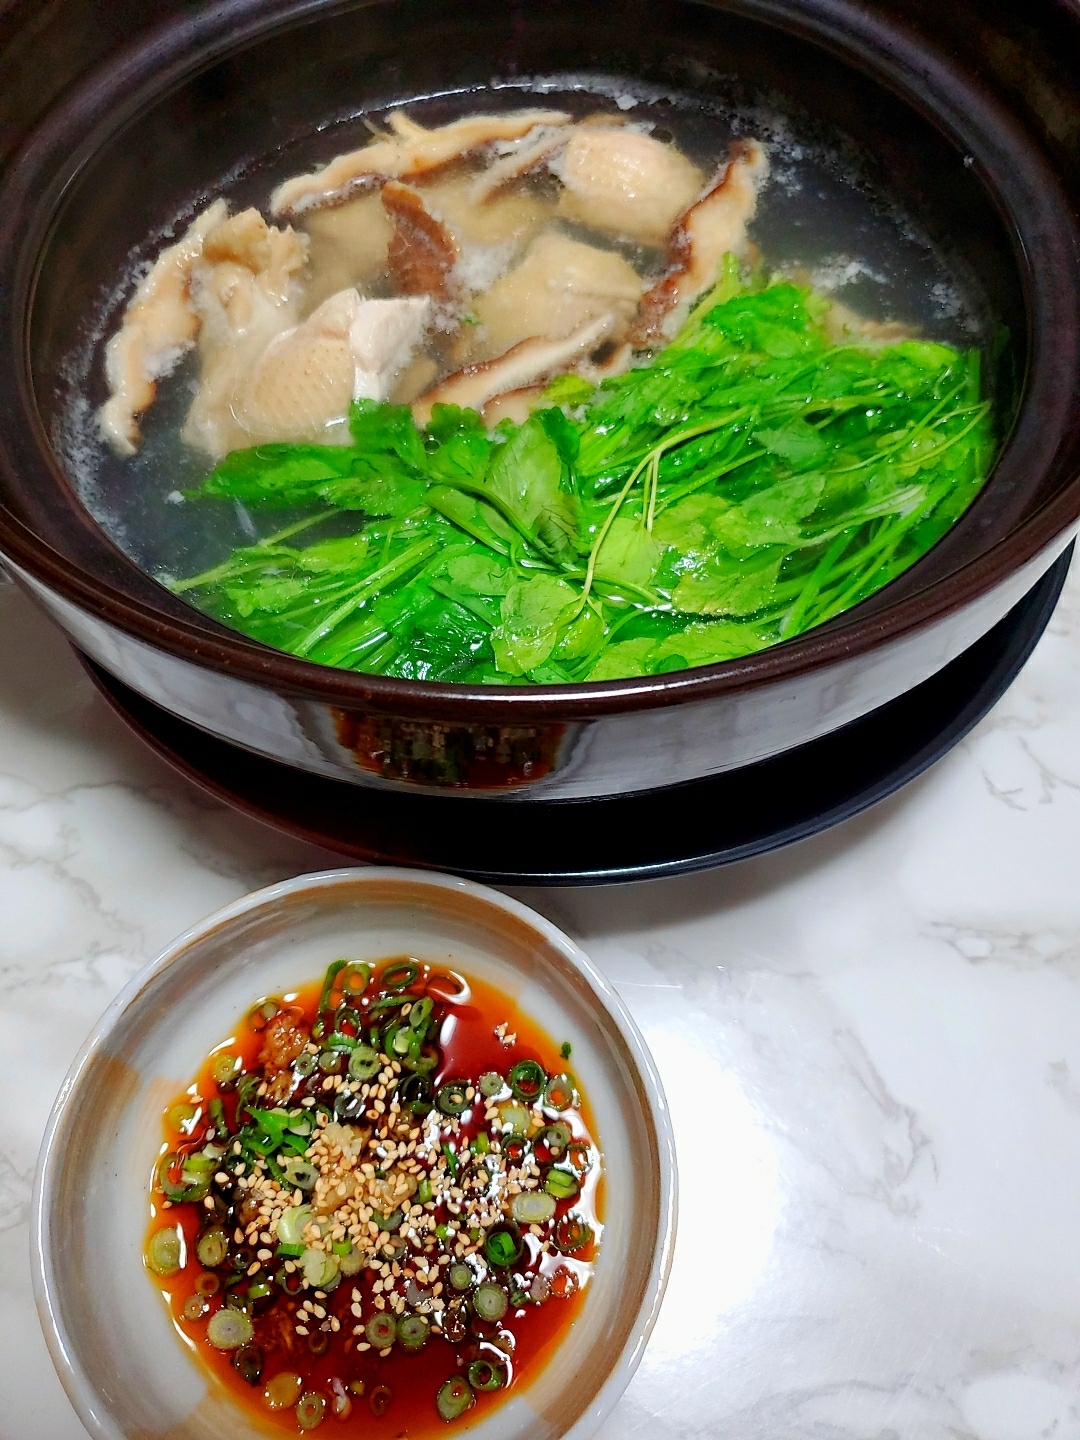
top-left (171, 263), bottom-right (996, 684)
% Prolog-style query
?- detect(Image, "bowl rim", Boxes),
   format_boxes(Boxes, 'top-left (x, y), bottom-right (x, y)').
top-left (30, 865), bottom-right (679, 1440)
top-left (2, 0), bottom-right (1080, 721)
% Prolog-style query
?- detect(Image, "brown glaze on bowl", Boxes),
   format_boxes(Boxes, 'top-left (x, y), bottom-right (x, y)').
top-left (1, 0), bottom-right (1079, 799)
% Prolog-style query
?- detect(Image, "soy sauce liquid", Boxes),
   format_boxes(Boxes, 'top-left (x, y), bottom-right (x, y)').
top-left (146, 966), bottom-right (602, 1438)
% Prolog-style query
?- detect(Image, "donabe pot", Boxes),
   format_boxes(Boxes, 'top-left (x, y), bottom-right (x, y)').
top-left (1, 0), bottom-right (1079, 801)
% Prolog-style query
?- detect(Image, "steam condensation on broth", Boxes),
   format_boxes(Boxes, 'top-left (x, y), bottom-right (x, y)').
top-left (67, 82), bottom-right (996, 685)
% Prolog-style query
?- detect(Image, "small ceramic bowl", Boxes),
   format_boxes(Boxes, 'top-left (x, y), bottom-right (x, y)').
top-left (32, 868), bottom-right (676, 1440)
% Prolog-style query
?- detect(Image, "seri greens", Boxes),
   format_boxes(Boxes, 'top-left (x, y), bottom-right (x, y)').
top-left (171, 259), bottom-right (993, 684)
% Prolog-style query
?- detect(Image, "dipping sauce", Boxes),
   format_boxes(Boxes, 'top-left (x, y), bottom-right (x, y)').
top-left (145, 958), bottom-right (601, 1435)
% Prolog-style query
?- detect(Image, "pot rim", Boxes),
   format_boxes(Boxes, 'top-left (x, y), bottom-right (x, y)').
top-left (1, 0), bottom-right (1079, 722)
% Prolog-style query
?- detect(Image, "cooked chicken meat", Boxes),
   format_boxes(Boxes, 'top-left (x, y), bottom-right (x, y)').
top-left (271, 108), bottom-right (571, 217)
top-left (413, 313), bottom-right (618, 426)
top-left (181, 208), bottom-right (309, 457)
top-left (218, 291), bottom-right (431, 450)
top-left (631, 140), bottom-right (769, 346)
top-left (460, 230), bottom-right (644, 363)
top-left (301, 192), bottom-right (394, 309)
top-left (100, 105), bottom-right (773, 468)
top-left (556, 126), bottom-right (704, 247)
top-left (99, 200), bottom-right (228, 455)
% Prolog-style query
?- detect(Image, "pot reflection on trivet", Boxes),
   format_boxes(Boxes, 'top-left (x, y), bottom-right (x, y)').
top-left (77, 546), bottom-right (1071, 886)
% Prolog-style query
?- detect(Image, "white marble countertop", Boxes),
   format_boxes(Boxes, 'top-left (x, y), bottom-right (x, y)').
top-left (4, 564), bottom-right (1080, 1440)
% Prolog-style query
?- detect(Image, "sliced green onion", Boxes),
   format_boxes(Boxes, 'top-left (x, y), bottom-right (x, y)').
top-left (316, 959), bottom-right (349, 1016)
top-left (544, 1073), bottom-right (575, 1111)
top-left (365, 1311), bottom-right (397, 1349)
top-left (449, 1262), bottom-right (474, 1291)
top-left (233, 1344), bottom-right (264, 1384)
top-left (317, 1050), bottom-right (343, 1074)
top-left (471, 1131), bottom-right (491, 1156)
top-left (555, 1214), bottom-right (593, 1253)
top-left (436, 1080), bottom-right (470, 1117)
top-left (339, 962), bottom-right (372, 997)
top-left (511, 1191), bottom-right (557, 1225)
top-left (300, 1247), bottom-right (339, 1289)
top-left (560, 1041), bottom-right (572, 1060)
top-left (508, 1059), bottom-right (546, 1102)
top-left (484, 1226), bottom-right (522, 1268)
top-left (338, 1245), bottom-right (363, 1276)
top-left (168, 1103), bottom-right (197, 1133)
top-left (157, 1152), bottom-right (205, 1203)
top-left (436, 1377), bottom-right (474, 1422)
top-left (207, 1307), bottom-right (254, 1350)
top-left (334, 1004), bottom-right (363, 1033)
top-left (182, 1294), bottom-right (206, 1321)
top-left (146, 1226), bottom-right (182, 1277)
top-left (473, 1283), bottom-right (509, 1322)
top-left (211, 1052), bottom-right (240, 1085)
top-left (348, 1045), bottom-right (381, 1082)
top-left (379, 960), bottom-right (419, 992)
top-left (196, 1228), bottom-right (229, 1268)
top-left (196, 1272), bottom-right (221, 1297)
top-left (371, 1207), bottom-right (403, 1233)
top-left (496, 1101), bottom-right (529, 1136)
top-left (417, 1177), bottom-right (433, 1204)
top-left (399, 1073), bottom-right (433, 1116)
top-left (408, 997), bottom-right (433, 1031)
top-left (398, 1313), bottom-right (430, 1351)
top-left (247, 1279), bottom-right (273, 1302)
top-left (276, 1204), bottom-right (313, 1248)
top-left (402, 1044), bottom-right (439, 1074)
top-left (468, 1359), bottom-right (507, 1392)
top-left (296, 1391), bottom-right (327, 1430)
top-left (281, 1158), bottom-right (318, 1191)
top-left (293, 1051), bottom-right (317, 1078)
top-left (567, 1140), bottom-right (592, 1173)
top-left (276, 1242), bottom-right (304, 1259)
top-left (537, 1122), bottom-right (572, 1159)
top-left (265, 1371), bottom-right (303, 1410)
top-left (369, 1384), bottom-right (393, 1417)
top-left (544, 1167), bottom-right (580, 1200)
top-left (326, 1032), bottom-right (358, 1052)
top-left (479, 1071), bottom-right (505, 1098)
top-left (368, 994), bottom-right (412, 1016)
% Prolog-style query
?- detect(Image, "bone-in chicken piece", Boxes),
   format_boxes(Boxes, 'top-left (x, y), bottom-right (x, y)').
top-left (232, 291), bottom-right (431, 449)
top-left (299, 193), bottom-right (394, 310)
top-left (413, 313), bottom-right (617, 426)
top-left (381, 181), bottom-right (459, 302)
top-left (98, 200), bottom-right (228, 455)
top-left (181, 209), bottom-right (309, 457)
top-left (630, 140), bottom-right (769, 347)
top-left (419, 171), bottom-right (552, 250)
top-left (556, 127), bottom-right (704, 247)
top-left (271, 108), bottom-right (572, 217)
top-left (459, 231), bottom-right (644, 364)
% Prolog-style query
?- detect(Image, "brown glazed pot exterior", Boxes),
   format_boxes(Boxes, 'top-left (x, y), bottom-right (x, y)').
top-left (1, 0), bottom-right (1080, 799)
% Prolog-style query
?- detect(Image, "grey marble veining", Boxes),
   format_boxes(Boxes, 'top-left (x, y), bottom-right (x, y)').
top-left (4, 570), bottom-right (1080, 1440)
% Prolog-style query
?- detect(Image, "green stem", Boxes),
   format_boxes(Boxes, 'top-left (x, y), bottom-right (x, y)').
top-left (294, 538), bottom-right (438, 656)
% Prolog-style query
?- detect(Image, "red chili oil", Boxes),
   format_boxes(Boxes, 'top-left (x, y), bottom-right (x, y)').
top-left (146, 963), bottom-right (602, 1437)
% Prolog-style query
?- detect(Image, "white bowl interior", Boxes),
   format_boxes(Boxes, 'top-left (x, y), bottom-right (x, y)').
top-left (34, 870), bottom-right (674, 1440)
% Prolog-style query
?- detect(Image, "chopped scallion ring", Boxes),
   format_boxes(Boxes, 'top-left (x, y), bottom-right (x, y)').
top-left (436, 1377), bottom-right (474, 1422)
